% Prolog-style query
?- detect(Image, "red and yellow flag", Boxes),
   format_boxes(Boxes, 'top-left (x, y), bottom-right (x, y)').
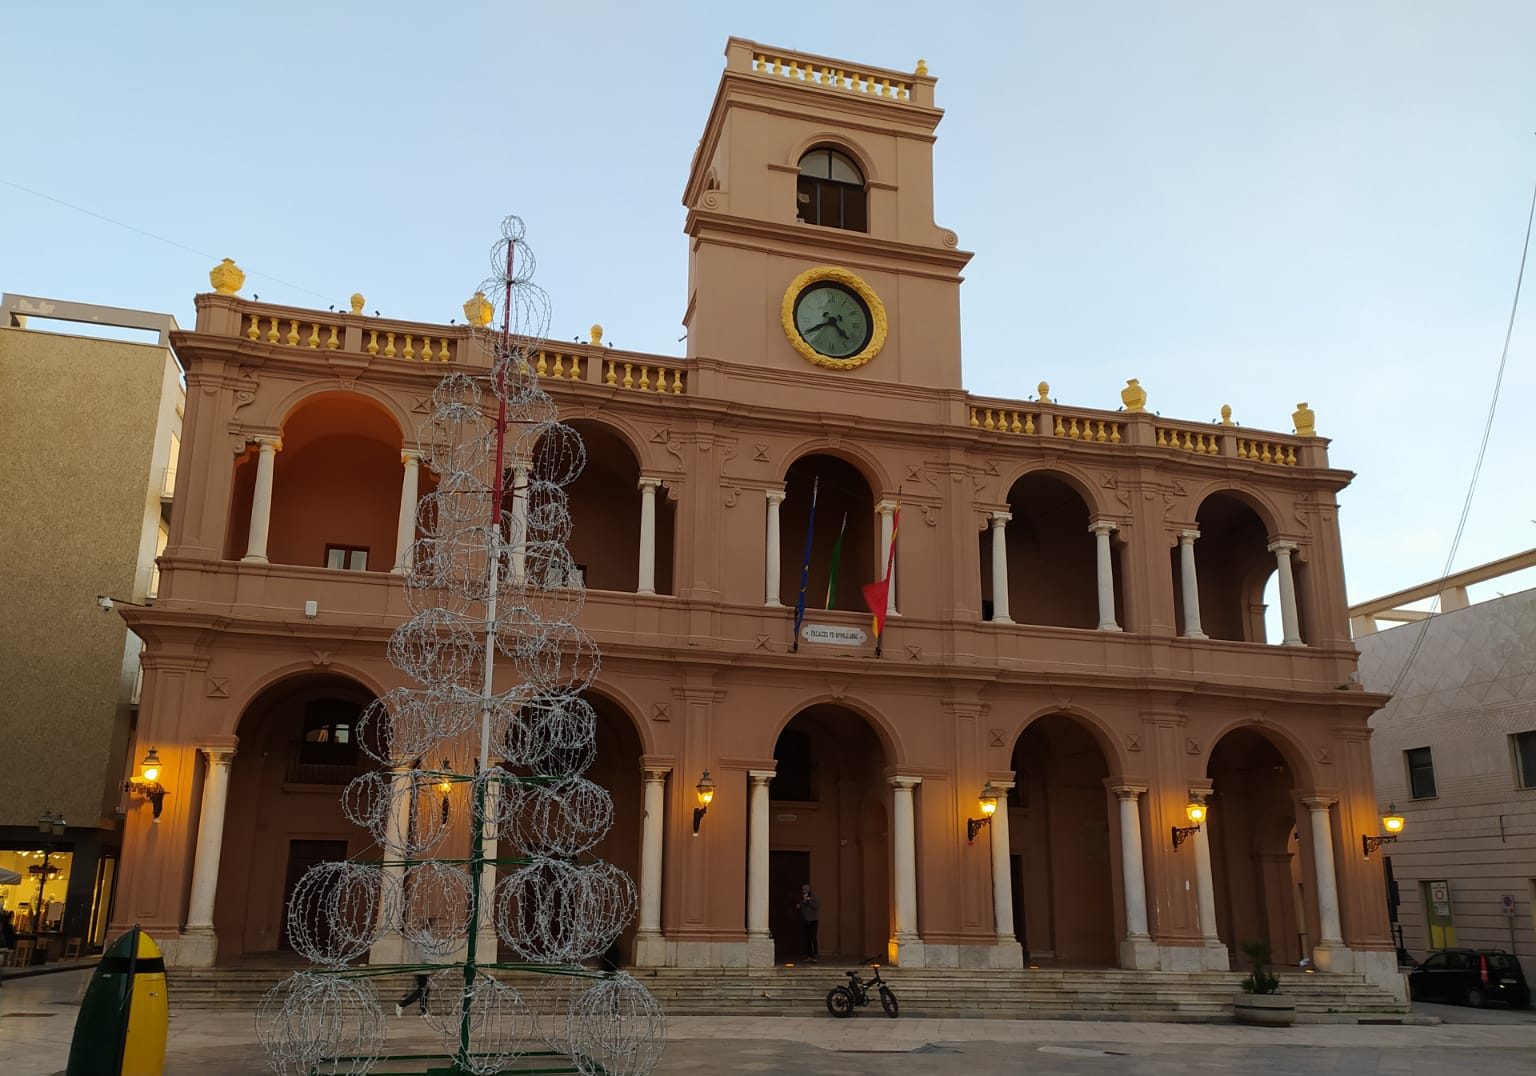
top-left (861, 502), bottom-right (900, 648)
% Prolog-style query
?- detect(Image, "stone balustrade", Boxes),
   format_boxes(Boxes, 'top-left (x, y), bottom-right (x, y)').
top-left (726, 37), bottom-right (933, 108)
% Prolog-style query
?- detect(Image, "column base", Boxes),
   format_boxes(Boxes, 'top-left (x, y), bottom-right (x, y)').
top-left (968, 938), bottom-right (1024, 969)
top-left (1311, 940), bottom-right (1349, 973)
top-left (170, 927), bottom-right (218, 969)
top-left (887, 933), bottom-right (925, 968)
top-left (1119, 934), bottom-right (1161, 970)
top-left (1202, 940), bottom-right (1231, 971)
top-left (746, 932), bottom-right (775, 968)
top-left (369, 934), bottom-right (407, 966)
top-left (1184, 630), bottom-right (1208, 640)
top-left (1097, 623), bottom-right (1123, 632)
top-left (992, 616), bottom-right (1014, 626)
top-left (632, 931), bottom-right (667, 968)
top-left (240, 554), bottom-right (270, 564)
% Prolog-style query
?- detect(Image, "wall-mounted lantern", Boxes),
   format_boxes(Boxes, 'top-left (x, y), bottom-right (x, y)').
top-left (1363, 804), bottom-right (1405, 857)
top-left (124, 747), bottom-right (168, 821)
top-left (967, 782), bottom-right (1000, 844)
top-left (692, 770), bottom-right (715, 837)
top-left (1171, 800), bottom-right (1206, 849)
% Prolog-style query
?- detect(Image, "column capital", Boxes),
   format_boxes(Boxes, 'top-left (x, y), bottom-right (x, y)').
top-left (199, 744), bottom-right (238, 766)
top-left (990, 511), bottom-right (1012, 527)
top-left (1108, 782), bottom-right (1147, 800)
top-left (401, 448), bottom-right (423, 465)
top-left (1266, 539), bottom-right (1299, 555)
top-left (1088, 519), bottom-right (1119, 537)
top-left (765, 488), bottom-right (787, 506)
top-left (1301, 795), bottom-right (1336, 812)
top-left (1187, 780), bottom-right (1214, 802)
top-left (748, 769), bottom-right (776, 785)
top-left (640, 766), bottom-right (672, 785)
top-left (876, 498), bottom-right (900, 515)
top-left (888, 775), bottom-right (923, 791)
top-left (249, 434), bottom-right (283, 452)
top-left (985, 778), bottom-right (1016, 791)
top-left (1178, 528), bottom-right (1200, 544)
top-left (637, 476), bottom-right (662, 493)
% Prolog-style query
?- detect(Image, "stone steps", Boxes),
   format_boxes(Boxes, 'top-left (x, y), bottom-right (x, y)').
top-left (166, 967), bottom-right (1409, 1023)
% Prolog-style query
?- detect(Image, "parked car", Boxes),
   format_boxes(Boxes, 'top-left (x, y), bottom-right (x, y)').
top-left (1408, 949), bottom-right (1530, 1008)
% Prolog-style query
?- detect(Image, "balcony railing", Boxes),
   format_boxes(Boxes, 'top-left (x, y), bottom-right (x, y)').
top-left (285, 741), bottom-right (363, 785)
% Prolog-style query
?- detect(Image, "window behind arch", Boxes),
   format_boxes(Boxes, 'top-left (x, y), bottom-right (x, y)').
top-left (797, 148), bottom-right (867, 232)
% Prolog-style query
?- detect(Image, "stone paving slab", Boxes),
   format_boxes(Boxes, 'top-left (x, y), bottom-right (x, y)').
top-left (2, 971), bottom-right (1533, 1076)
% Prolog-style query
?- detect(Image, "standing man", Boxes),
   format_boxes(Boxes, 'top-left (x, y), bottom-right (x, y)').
top-left (797, 883), bottom-right (820, 963)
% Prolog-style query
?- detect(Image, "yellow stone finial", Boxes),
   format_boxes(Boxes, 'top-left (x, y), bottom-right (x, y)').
top-left (590, 323), bottom-right (604, 346)
top-left (209, 258), bottom-right (244, 295)
top-left (915, 58), bottom-right (929, 77)
top-left (463, 291), bottom-right (493, 327)
top-left (1120, 378), bottom-right (1146, 413)
top-left (1220, 404), bottom-right (1234, 425)
top-left (1037, 381), bottom-right (1050, 403)
top-left (1293, 401), bottom-right (1316, 437)
top-left (349, 293), bottom-right (365, 316)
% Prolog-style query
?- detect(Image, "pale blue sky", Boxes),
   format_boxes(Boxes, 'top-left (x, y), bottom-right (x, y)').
top-left (4, 2), bottom-right (1533, 607)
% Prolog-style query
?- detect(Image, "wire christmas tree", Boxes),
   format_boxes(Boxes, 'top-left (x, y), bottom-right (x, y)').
top-left (258, 217), bottom-right (665, 1076)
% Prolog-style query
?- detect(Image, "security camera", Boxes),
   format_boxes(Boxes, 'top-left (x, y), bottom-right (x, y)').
top-left (96, 595), bottom-right (115, 612)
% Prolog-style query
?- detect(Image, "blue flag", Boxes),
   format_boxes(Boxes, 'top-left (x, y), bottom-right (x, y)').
top-left (791, 476), bottom-right (819, 652)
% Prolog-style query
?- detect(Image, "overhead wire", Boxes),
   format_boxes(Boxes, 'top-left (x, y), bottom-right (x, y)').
top-left (1383, 153), bottom-right (1536, 701)
top-left (0, 176), bottom-right (334, 302)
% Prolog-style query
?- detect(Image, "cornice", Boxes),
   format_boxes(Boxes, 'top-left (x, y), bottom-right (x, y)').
top-left (683, 209), bottom-right (972, 273)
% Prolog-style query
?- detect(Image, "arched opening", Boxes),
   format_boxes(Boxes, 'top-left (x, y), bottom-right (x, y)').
top-left (579, 691), bottom-right (644, 966)
top-left (551, 422), bottom-right (674, 595)
top-left (768, 704), bottom-right (889, 962)
top-left (1008, 713), bottom-right (1118, 965)
top-left (216, 673), bottom-right (377, 962)
top-left (981, 473), bottom-right (1115, 628)
top-left (778, 454), bottom-right (876, 614)
top-left (796, 147), bottom-right (867, 232)
top-left (1206, 728), bottom-right (1308, 967)
top-left (1173, 493), bottom-right (1277, 642)
top-left (226, 393), bottom-right (405, 568)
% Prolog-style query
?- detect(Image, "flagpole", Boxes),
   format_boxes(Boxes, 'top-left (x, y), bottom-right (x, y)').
top-left (791, 476), bottom-right (819, 653)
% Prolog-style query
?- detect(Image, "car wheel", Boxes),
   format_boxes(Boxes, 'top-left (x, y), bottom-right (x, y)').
top-left (1463, 986), bottom-right (1486, 1009)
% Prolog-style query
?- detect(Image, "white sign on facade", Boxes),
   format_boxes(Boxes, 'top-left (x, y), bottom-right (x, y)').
top-left (799, 623), bottom-right (868, 646)
top-left (1503, 894), bottom-right (1517, 918)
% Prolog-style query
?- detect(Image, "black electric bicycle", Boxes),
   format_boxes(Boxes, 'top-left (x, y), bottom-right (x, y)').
top-left (825, 964), bottom-right (898, 1018)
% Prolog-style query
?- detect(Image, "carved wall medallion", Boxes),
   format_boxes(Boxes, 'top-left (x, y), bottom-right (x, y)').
top-left (753, 443), bottom-right (770, 462)
top-left (989, 729), bottom-right (1006, 748)
top-left (206, 676), bottom-right (231, 698)
top-left (651, 702), bottom-right (670, 722)
top-left (1125, 733), bottom-right (1142, 752)
top-left (1185, 737), bottom-right (1202, 755)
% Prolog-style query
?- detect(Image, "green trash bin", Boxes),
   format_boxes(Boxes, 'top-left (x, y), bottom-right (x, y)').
top-left (67, 926), bottom-right (169, 1076)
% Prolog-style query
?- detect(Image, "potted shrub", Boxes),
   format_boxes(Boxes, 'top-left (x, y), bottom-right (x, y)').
top-left (1233, 940), bottom-right (1296, 1027)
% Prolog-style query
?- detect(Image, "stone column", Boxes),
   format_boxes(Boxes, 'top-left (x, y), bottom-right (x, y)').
top-left (876, 499), bottom-right (900, 616)
top-left (637, 477), bottom-right (660, 595)
top-left (1304, 796), bottom-right (1347, 970)
top-left (989, 512), bottom-right (1013, 624)
top-left (988, 786), bottom-right (1015, 939)
top-left (634, 765), bottom-right (670, 966)
top-left (1190, 792), bottom-right (1228, 969)
top-left (242, 436), bottom-right (282, 563)
top-left (747, 770), bottom-right (775, 965)
top-left (1268, 540), bottom-right (1305, 646)
top-left (180, 746), bottom-right (236, 967)
top-left (476, 776), bottom-right (499, 958)
top-left (1090, 521), bottom-right (1122, 631)
top-left (889, 776), bottom-right (923, 965)
top-left (509, 462), bottom-right (529, 583)
top-left (392, 450), bottom-right (422, 573)
top-left (765, 489), bottom-right (785, 606)
top-left (1177, 530), bottom-right (1206, 639)
top-left (370, 766), bottom-right (414, 965)
top-left (1111, 784), bottom-right (1157, 969)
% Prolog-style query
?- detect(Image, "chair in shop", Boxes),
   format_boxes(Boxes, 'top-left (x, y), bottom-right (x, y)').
top-left (63, 937), bottom-right (82, 959)
top-left (10, 937), bottom-right (36, 967)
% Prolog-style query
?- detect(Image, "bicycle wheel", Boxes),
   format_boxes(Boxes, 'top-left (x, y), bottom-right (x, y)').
top-left (826, 986), bottom-right (855, 1018)
top-left (879, 985), bottom-right (899, 1018)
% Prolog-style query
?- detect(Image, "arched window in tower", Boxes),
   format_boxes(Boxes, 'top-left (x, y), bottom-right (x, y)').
top-left (797, 148), bottom-right (867, 232)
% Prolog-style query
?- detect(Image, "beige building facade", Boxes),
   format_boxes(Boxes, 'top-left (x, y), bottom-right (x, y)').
top-left (106, 39), bottom-right (1402, 995)
top-left (0, 295), bottom-right (184, 955)
top-left (1354, 550), bottom-right (1536, 963)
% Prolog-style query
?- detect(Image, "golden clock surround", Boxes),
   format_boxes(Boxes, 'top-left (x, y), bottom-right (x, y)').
top-left (781, 266), bottom-right (888, 370)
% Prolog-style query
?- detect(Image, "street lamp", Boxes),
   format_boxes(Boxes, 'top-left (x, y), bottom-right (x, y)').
top-left (31, 810), bottom-right (66, 934)
top-left (967, 782), bottom-right (1000, 844)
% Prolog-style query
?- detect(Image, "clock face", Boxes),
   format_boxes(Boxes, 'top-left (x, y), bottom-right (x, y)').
top-left (793, 282), bottom-right (873, 359)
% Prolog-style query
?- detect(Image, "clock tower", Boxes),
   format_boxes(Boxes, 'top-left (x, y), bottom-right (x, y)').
top-left (681, 38), bottom-right (972, 389)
